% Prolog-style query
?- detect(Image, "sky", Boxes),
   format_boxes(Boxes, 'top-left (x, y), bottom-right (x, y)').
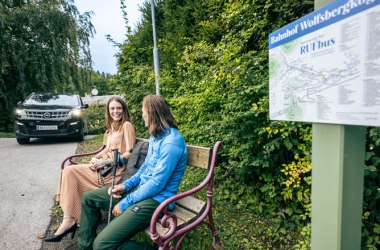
top-left (75, 0), bottom-right (145, 75)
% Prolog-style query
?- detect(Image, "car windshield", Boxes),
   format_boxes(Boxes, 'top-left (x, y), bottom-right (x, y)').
top-left (24, 93), bottom-right (80, 106)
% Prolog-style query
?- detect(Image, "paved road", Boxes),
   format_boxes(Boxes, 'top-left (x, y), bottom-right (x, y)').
top-left (0, 137), bottom-right (78, 250)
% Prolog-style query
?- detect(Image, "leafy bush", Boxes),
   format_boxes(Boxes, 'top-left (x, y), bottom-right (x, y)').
top-left (85, 104), bottom-right (106, 134)
top-left (362, 127), bottom-right (380, 249)
top-left (115, 0), bottom-right (379, 248)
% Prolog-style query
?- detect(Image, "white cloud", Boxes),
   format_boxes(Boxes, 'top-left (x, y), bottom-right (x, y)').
top-left (74, 0), bottom-right (144, 74)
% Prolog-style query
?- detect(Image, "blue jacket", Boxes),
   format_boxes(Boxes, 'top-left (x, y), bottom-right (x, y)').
top-left (119, 127), bottom-right (187, 211)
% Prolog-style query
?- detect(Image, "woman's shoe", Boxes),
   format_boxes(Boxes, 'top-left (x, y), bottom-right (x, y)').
top-left (44, 222), bottom-right (78, 242)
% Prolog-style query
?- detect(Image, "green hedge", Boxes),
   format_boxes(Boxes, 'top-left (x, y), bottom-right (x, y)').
top-left (85, 104), bottom-right (106, 135)
top-left (115, 0), bottom-right (379, 248)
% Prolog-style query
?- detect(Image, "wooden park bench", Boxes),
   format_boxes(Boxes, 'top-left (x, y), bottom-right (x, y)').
top-left (60, 134), bottom-right (224, 250)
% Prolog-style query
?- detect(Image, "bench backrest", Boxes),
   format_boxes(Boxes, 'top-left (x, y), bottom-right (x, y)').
top-left (136, 138), bottom-right (212, 170)
top-left (101, 136), bottom-right (212, 171)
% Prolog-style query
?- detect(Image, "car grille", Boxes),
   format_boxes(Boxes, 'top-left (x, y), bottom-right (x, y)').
top-left (26, 111), bottom-right (69, 119)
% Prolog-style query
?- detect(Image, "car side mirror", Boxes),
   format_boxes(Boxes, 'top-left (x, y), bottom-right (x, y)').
top-left (17, 101), bottom-right (22, 107)
top-left (82, 104), bottom-right (89, 109)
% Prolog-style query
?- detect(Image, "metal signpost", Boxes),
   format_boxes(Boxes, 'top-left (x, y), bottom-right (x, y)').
top-left (268, 0), bottom-right (380, 248)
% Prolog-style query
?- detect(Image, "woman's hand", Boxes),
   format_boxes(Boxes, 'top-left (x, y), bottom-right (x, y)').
top-left (108, 184), bottom-right (126, 198)
top-left (112, 204), bottom-right (122, 216)
top-left (90, 156), bottom-right (99, 164)
top-left (89, 157), bottom-right (99, 171)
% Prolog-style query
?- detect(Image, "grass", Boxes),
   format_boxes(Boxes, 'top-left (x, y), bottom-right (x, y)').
top-left (0, 132), bottom-right (15, 138)
top-left (45, 134), bottom-right (305, 249)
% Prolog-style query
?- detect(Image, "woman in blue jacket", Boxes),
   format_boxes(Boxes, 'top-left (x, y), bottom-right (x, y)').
top-left (77, 95), bottom-right (188, 250)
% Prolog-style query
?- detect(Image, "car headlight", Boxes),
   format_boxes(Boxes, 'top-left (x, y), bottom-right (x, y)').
top-left (69, 109), bottom-right (82, 117)
top-left (15, 109), bottom-right (26, 116)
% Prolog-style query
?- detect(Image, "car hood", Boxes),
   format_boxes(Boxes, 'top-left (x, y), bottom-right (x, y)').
top-left (20, 104), bottom-right (78, 110)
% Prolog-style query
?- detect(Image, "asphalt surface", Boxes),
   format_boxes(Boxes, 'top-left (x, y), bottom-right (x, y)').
top-left (0, 137), bottom-right (78, 250)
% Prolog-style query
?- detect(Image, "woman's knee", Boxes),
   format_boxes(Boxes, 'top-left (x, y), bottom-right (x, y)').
top-left (92, 236), bottom-right (102, 250)
top-left (82, 187), bottom-right (109, 207)
top-left (92, 233), bottom-right (115, 250)
top-left (62, 165), bottom-right (76, 177)
top-left (81, 189), bottom-right (96, 206)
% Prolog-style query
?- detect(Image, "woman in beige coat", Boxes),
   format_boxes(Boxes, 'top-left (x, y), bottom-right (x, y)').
top-left (44, 96), bottom-right (136, 242)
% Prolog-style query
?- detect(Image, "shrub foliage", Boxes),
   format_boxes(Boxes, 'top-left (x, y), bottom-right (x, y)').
top-left (115, 0), bottom-right (379, 248)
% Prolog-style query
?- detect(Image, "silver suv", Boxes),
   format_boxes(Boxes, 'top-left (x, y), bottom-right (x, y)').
top-left (14, 93), bottom-right (88, 144)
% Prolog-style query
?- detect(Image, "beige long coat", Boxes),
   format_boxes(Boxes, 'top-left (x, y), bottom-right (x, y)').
top-left (56, 121), bottom-right (136, 220)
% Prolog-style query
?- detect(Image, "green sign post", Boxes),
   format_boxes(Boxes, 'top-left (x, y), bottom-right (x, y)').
top-left (312, 123), bottom-right (366, 249)
top-left (312, 2), bottom-right (366, 249)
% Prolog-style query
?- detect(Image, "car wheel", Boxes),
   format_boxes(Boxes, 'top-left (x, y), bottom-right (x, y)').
top-left (16, 137), bottom-right (30, 144)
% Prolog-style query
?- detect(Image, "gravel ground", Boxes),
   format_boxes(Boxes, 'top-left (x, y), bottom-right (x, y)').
top-left (40, 202), bottom-right (109, 250)
top-left (39, 203), bottom-right (76, 250)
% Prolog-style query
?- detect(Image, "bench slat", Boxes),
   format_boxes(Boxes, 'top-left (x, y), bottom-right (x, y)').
top-left (176, 196), bottom-right (206, 214)
top-left (186, 145), bottom-right (211, 169)
top-left (171, 205), bottom-right (198, 223)
top-left (145, 222), bottom-right (169, 236)
top-left (145, 208), bottom-right (189, 236)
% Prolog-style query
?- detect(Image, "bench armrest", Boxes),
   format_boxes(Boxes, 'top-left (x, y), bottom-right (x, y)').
top-left (60, 132), bottom-right (109, 170)
top-left (149, 141), bottom-right (222, 245)
top-left (60, 145), bottom-right (106, 170)
top-left (149, 183), bottom-right (209, 242)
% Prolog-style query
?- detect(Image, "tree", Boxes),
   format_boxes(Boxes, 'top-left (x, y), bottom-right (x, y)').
top-left (0, 0), bottom-right (94, 131)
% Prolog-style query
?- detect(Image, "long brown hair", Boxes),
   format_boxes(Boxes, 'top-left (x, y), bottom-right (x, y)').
top-left (105, 96), bottom-right (131, 132)
top-left (143, 95), bottom-right (178, 137)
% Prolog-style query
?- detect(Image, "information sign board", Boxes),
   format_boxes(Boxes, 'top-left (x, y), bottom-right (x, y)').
top-left (269, 0), bottom-right (380, 126)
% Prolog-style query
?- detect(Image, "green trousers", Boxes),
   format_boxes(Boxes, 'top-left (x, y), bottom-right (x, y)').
top-left (77, 186), bottom-right (159, 250)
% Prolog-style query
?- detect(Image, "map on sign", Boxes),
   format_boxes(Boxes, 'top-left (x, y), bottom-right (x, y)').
top-left (269, 0), bottom-right (380, 126)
